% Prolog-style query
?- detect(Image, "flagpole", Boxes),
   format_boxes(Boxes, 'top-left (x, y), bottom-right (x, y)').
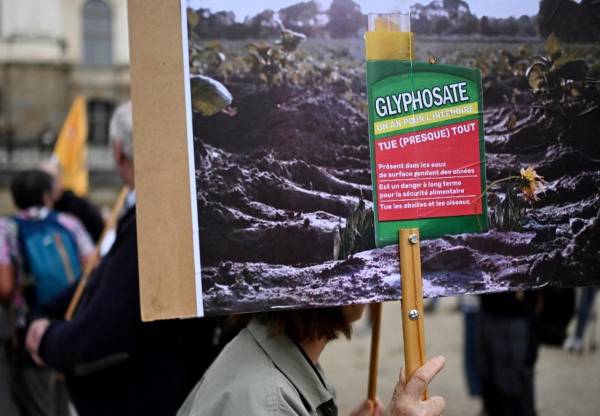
top-left (65, 186), bottom-right (130, 320)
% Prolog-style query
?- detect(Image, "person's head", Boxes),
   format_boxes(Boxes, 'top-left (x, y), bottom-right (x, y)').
top-left (39, 158), bottom-right (63, 202)
top-left (10, 169), bottom-right (54, 210)
top-left (109, 101), bottom-right (134, 188)
top-left (235, 304), bottom-right (367, 343)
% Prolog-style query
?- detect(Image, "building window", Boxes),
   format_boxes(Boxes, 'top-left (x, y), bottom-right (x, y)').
top-left (83, 0), bottom-right (112, 66)
top-left (88, 100), bottom-right (115, 144)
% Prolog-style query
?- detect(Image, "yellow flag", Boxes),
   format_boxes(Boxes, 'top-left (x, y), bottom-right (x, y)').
top-left (53, 95), bottom-right (89, 196)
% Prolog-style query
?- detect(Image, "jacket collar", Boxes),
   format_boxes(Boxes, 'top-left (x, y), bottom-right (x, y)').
top-left (17, 206), bottom-right (50, 220)
top-left (247, 320), bottom-right (335, 413)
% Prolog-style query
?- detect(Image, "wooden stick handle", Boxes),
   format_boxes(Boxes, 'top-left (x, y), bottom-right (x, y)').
top-left (367, 302), bottom-right (382, 406)
top-left (399, 228), bottom-right (427, 400)
top-left (64, 186), bottom-right (130, 320)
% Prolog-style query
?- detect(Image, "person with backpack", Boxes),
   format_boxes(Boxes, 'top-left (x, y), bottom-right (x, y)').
top-left (0, 169), bottom-right (94, 416)
top-left (23, 102), bottom-right (231, 416)
top-left (39, 159), bottom-right (105, 244)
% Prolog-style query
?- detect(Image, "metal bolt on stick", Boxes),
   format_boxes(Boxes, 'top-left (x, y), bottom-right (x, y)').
top-left (408, 309), bottom-right (419, 321)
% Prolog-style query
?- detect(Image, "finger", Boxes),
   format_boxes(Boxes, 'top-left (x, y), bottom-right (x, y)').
top-left (25, 330), bottom-right (36, 353)
top-left (389, 368), bottom-right (407, 404)
top-left (349, 399), bottom-right (372, 416)
top-left (373, 398), bottom-right (384, 416)
top-left (362, 400), bottom-right (373, 414)
top-left (424, 396), bottom-right (446, 416)
top-left (31, 352), bottom-right (45, 367)
top-left (404, 356), bottom-right (446, 399)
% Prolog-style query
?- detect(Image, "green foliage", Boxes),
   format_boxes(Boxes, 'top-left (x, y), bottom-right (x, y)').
top-left (526, 33), bottom-right (591, 97)
top-left (187, 8), bottom-right (199, 29)
top-left (279, 29), bottom-right (307, 52)
top-left (244, 28), bottom-right (306, 85)
top-left (190, 75), bottom-right (233, 116)
top-left (489, 181), bottom-right (523, 232)
top-left (190, 42), bottom-right (226, 77)
top-left (334, 199), bottom-right (375, 260)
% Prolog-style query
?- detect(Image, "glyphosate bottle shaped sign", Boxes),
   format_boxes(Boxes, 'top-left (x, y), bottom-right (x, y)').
top-left (365, 13), bottom-right (488, 247)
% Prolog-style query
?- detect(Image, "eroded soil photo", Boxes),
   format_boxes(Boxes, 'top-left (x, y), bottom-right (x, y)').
top-left (190, 40), bottom-right (600, 315)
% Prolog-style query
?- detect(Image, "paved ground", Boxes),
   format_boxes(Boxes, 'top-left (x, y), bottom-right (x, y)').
top-left (321, 298), bottom-right (600, 416)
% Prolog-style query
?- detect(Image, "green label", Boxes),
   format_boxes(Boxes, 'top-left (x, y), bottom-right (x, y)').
top-left (366, 61), bottom-right (488, 246)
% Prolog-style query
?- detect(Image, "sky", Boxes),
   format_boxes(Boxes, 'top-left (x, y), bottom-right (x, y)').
top-left (187, 0), bottom-right (540, 20)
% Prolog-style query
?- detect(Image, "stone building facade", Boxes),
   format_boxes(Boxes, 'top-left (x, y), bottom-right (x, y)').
top-left (0, 0), bottom-right (129, 145)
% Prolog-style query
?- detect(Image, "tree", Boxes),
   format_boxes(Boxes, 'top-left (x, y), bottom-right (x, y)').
top-left (193, 9), bottom-right (238, 38)
top-left (246, 9), bottom-right (280, 38)
top-left (326, 0), bottom-right (364, 38)
top-left (479, 16), bottom-right (497, 36)
top-left (538, 0), bottom-right (600, 41)
top-left (434, 17), bottom-right (451, 35)
top-left (451, 14), bottom-right (478, 34)
top-left (411, 15), bottom-right (433, 34)
top-left (278, 1), bottom-right (322, 36)
top-left (497, 17), bottom-right (519, 36)
top-left (517, 15), bottom-right (537, 37)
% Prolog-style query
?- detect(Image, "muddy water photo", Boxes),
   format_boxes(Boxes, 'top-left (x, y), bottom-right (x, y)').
top-left (184, 0), bottom-right (600, 315)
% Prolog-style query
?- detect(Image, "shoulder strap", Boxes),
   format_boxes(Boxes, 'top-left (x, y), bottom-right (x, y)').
top-left (44, 211), bottom-right (80, 252)
top-left (11, 215), bottom-right (29, 273)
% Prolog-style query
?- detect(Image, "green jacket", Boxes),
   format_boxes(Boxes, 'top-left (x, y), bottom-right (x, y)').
top-left (177, 320), bottom-right (338, 416)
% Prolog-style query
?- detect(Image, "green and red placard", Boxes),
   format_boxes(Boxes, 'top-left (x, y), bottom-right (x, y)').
top-left (367, 61), bottom-right (488, 246)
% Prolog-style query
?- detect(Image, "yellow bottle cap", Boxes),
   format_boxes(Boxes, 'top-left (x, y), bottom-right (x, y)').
top-left (365, 13), bottom-right (414, 61)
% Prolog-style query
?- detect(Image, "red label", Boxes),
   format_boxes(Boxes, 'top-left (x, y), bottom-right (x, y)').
top-left (374, 120), bottom-right (483, 221)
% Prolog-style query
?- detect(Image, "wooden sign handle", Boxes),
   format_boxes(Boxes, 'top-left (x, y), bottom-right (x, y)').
top-left (64, 186), bottom-right (130, 320)
top-left (399, 228), bottom-right (427, 400)
top-left (367, 302), bottom-right (382, 409)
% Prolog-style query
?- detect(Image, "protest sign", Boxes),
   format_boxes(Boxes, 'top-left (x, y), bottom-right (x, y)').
top-left (129, 0), bottom-right (600, 321)
top-left (367, 60), bottom-right (487, 245)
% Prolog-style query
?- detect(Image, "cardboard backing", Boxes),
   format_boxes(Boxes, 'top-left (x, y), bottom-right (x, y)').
top-left (128, 0), bottom-right (198, 321)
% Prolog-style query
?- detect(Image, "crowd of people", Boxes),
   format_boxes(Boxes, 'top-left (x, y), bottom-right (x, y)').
top-left (424, 287), bottom-right (597, 416)
top-left (0, 102), bottom-right (449, 416)
top-left (0, 99), bottom-right (595, 416)
top-left (0, 103), bottom-right (231, 416)
top-left (0, 101), bottom-right (596, 416)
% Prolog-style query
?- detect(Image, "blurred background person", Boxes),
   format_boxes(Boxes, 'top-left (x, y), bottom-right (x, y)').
top-left (1, 169), bottom-right (94, 416)
top-left (25, 102), bottom-right (231, 416)
top-left (478, 291), bottom-right (540, 416)
top-left (461, 295), bottom-right (482, 399)
top-left (564, 287), bottom-right (598, 353)
top-left (40, 159), bottom-right (105, 243)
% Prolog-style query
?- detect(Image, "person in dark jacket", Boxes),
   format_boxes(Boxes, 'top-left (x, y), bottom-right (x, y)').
top-left (24, 102), bottom-right (228, 416)
top-left (478, 291), bottom-right (540, 416)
